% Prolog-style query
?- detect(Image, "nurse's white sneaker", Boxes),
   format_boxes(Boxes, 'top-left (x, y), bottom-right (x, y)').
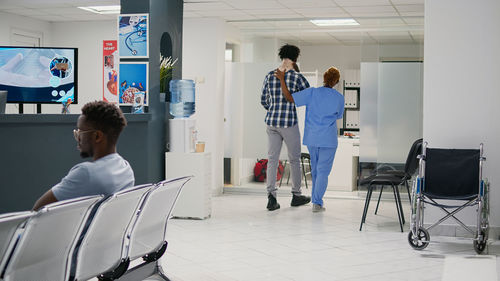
top-left (312, 204), bottom-right (325, 212)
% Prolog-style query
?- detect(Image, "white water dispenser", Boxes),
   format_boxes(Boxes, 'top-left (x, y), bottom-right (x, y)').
top-left (169, 118), bottom-right (196, 153)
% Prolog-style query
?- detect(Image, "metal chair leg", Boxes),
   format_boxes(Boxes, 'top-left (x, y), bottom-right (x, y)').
top-left (360, 184), bottom-right (374, 231)
top-left (405, 180), bottom-right (411, 201)
top-left (375, 186), bottom-right (383, 214)
top-left (396, 185), bottom-right (405, 225)
top-left (392, 184), bottom-right (404, 232)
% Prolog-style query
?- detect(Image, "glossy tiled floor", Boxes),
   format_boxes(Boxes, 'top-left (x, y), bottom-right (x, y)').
top-left (160, 193), bottom-right (500, 281)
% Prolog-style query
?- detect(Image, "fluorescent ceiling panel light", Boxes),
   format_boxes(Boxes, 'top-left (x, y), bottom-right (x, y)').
top-left (310, 18), bottom-right (359, 26)
top-left (78, 5), bottom-right (121, 15)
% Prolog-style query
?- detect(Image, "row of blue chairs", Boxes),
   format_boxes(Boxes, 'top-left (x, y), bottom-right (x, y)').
top-left (0, 176), bottom-right (191, 281)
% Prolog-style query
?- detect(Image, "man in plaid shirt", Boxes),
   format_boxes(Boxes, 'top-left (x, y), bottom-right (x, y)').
top-left (261, 44), bottom-right (311, 211)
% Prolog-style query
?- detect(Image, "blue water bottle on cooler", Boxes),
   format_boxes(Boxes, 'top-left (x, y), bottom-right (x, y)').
top-left (169, 79), bottom-right (195, 118)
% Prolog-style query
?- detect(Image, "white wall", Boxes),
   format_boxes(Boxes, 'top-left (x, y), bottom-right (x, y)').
top-left (299, 44), bottom-right (423, 74)
top-left (225, 23), bottom-right (242, 46)
top-left (0, 12), bottom-right (53, 114)
top-left (299, 45), bottom-right (361, 74)
top-left (0, 12), bottom-right (52, 47)
top-left (49, 20), bottom-right (116, 114)
top-left (423, 0), bottom-right (500, 231)
top-left (183, 18), bottom-right (226, 195)
top-left (240, 37), bottom-right (284, 63)
top-left (361, 44), bottom-right (423, 62)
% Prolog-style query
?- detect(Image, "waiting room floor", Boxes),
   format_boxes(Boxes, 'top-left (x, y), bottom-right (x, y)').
top-left (160, 194), bottom-right (500, 281)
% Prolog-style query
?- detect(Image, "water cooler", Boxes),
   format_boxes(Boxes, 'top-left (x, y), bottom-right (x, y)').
top-left (167, 79), bottom-right (212, 219)
top-left (168, 79), bottom-right (197, 153)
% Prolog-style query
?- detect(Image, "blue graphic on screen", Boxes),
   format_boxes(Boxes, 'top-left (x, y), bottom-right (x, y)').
top-left (0, 47), bottom-right (77, 103)
top-left (119, 15), bottom-right (148, 57)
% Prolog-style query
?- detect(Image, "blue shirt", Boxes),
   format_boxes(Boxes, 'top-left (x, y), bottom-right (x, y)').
top-left (293, 87), bottom-right (345, 148)
top-left (261, 69), bottom-right (310, 128)
top-left (52, 153), bottom-right (135, 201)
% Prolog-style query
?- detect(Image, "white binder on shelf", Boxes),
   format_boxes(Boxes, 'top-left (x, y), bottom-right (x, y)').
top-left (345, 110), bottom-right (360, 129)
top-left (344, 89), bottom-right (358, 108)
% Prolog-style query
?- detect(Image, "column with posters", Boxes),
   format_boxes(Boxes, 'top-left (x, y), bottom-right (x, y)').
top-left (103, 40), bottom-right (118, 103)
top-left (117, 14), bottom-right (149, 113)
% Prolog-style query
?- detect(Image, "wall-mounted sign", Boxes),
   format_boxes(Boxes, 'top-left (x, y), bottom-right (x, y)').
top-left (118, 14), bottom-right (149, 58)
top-left (119, 62), bottom-right (149, 105)
top-left (103, 40), bottom-right (118, 103)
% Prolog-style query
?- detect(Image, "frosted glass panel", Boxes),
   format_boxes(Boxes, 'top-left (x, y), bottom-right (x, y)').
top-left (359, 63), bottom-right (379, 162)
top-left (241, 63), bottom-right (277, 159)
top-left (360, 62), bottom-right (423, 165)
top-left (224, 62), bottom-right (243, 158)
top-left (377, 62), bottom-right (423, 163)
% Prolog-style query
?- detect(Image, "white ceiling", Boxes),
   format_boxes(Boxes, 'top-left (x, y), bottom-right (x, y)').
top-left (0, 0), bottom-right (424, 45)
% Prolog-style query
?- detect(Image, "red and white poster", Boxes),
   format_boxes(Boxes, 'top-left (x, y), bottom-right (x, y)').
top-left (103, 40), bottom-right (118, 103)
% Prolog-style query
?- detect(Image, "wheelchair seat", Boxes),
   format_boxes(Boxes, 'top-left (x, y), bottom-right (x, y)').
top-left (423, 148), bottom-right (480, 200)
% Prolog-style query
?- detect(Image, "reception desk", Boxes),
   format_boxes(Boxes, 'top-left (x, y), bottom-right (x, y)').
top-left (327, 137), bottom-right (360, 191)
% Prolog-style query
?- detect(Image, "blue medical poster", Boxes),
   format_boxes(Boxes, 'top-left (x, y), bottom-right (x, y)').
top-left (118, 14), bottom-right (149, 58)
top-left (118, 62), bottom-right (148, 105)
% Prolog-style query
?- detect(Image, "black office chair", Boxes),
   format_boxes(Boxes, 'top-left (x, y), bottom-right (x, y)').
top-left (279, 153), bottom-right (312, 189)
top-left (359, 138), bottom-right (422, 232)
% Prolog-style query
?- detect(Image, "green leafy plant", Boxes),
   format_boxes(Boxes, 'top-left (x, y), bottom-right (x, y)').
top-left (160, 55), bottom-right (178, 93)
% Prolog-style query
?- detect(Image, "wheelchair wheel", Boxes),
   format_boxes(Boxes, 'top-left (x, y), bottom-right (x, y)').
top-left (474, 231), bottom-right (487, 254)
top-left (408, 228), bottom-right (430, 250)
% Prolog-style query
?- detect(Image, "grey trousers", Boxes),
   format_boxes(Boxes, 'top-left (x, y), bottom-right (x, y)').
top-left (266, 124), bottom-right (302, 197)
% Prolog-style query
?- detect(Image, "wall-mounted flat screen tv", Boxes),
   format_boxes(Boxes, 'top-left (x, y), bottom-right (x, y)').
top-left (0, 46), bottom-right (78, 104)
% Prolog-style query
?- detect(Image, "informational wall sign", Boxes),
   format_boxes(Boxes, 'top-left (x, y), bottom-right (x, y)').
top-left (103, 40), bottom-right (118, 103)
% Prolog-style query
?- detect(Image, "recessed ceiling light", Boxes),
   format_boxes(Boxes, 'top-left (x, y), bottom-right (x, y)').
top-left (310, 19), bottom-right (359, 26)
top-left (78, 5), bottom-right (121, 15)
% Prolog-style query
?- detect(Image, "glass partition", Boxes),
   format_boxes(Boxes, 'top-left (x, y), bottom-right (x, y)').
top-left (359, 37), bottom-right (424, 182)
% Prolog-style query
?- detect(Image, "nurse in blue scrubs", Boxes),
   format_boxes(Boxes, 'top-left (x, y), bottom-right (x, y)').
top-left (275, 67), bottom-right (344, 212)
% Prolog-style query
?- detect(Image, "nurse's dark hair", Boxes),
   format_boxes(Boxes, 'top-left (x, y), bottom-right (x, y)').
top-left (323, 67), bottom-right (340, 88)
top-left (278, 44), bottom-right (300, 62)
top-left (81, 101), bottom-right (127, 144)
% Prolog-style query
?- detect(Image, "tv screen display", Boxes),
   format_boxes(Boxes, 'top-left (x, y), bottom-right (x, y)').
top-left (0, 46), bottom-right (78, 104)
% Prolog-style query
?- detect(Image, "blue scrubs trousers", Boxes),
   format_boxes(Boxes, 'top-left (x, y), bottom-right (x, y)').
top-left (307, 146), bottom-right (337, 206)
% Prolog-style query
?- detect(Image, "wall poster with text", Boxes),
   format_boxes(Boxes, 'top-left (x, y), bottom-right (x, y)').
top-left (103, 40), bottom-right (118, 103)
top-left (118, 14), bottom-right (149, 58)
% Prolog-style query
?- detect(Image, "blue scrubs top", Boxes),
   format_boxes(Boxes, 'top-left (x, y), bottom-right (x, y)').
top-left (293, 86), bottom-right (344, 148)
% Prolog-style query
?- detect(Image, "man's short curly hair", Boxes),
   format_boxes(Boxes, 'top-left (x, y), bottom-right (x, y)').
top-left (278, 44), bottom-right (300, 62)
top-left (81, 101), bottom-right (127, 144)
top-left (323, 67), bottom-right (340, 88)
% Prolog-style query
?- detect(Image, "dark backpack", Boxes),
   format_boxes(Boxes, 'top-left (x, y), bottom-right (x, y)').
top-left (254, 159), bottom-right (284, 182)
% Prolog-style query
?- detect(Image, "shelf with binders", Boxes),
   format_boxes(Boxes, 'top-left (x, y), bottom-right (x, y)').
top-left (340, 80), bottom-right (360, 135)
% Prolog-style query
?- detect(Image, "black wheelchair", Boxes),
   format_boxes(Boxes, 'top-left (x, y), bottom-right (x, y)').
top-left (408, 142), bottom-right (489, 254)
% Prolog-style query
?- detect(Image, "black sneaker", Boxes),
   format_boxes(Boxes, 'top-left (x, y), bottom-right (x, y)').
top-left (290, 194), bottom-right (311, 207)
top-left (267, 194), bottom-right (280, 211)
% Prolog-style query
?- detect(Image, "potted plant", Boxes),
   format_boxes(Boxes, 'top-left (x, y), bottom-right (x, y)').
top-left (160, 55), bottom-right (177, 95)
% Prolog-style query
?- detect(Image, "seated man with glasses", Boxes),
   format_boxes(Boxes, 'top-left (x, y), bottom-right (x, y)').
top-left (33, 101), bottom-right (135, 210)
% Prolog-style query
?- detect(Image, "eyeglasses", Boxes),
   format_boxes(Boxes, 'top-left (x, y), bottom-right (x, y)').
top-left (73, 129), bottom-right (96, 141)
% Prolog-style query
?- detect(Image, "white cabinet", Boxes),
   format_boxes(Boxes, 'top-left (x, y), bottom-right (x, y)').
top-left (327, 138), bottom-right (359, 191)
top-left (166, 152), bottom-right (211, 219)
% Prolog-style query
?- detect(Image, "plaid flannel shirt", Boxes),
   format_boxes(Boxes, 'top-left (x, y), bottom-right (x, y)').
top-left (261, 69), bottom-right (310, 128)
